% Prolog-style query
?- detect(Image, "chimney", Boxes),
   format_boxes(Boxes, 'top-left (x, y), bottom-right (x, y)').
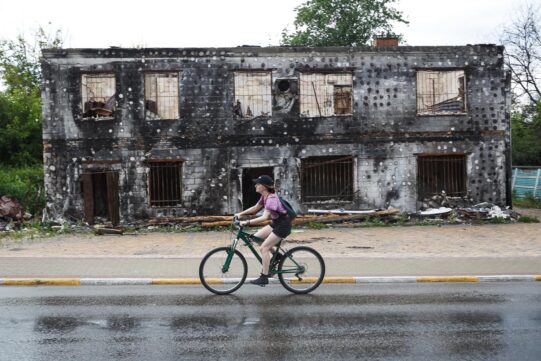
top-left (373, 35), bottom-right (399, 47)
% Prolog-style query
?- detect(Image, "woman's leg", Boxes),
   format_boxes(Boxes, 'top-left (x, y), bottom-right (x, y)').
top-left (253, 225), bottom-right (273, 242)
top-left (260, 232), bottom-right (282, 275)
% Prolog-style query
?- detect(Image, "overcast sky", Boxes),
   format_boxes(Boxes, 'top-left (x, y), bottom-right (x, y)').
top-left (0, 0), bottom-right (532, 48)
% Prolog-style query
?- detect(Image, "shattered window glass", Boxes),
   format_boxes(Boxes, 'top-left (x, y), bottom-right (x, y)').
top-left (234, 71), bottom-right (272, 118)
top-left (417, 70), bottom-right (466, 115)
top-left (145, 73), bottom-right (179, 120)
top-left (300, 73), bottom-right (353, 117)
top-left (81, 74), bottom-right (116, 118)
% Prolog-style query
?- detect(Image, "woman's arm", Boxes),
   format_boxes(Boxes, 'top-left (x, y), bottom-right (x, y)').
top-left (240, 210), bottom-right (271, 227)
top-left (235, 203), bottom-right (263, 218)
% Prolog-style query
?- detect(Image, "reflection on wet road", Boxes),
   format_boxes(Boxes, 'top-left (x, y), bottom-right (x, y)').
top-left (0, 283), bottom-right (540, 360)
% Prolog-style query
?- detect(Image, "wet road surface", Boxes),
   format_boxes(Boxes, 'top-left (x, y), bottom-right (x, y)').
top-left (0, 283), bottom-right (540, 360)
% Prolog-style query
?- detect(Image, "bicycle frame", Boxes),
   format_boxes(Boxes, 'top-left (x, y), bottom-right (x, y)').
top-left (223, 225), bottom-right (305, 276)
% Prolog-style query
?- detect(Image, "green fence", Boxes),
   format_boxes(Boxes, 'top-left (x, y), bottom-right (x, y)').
top-left (512, 167), bottom-right (541, 199)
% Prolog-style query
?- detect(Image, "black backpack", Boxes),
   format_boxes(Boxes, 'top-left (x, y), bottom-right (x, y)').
top-left (279, 196), bottom-right (298, 219)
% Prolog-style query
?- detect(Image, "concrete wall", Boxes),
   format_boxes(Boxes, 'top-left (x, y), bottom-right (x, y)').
top-left (40, 45), bottom-right (511, 223)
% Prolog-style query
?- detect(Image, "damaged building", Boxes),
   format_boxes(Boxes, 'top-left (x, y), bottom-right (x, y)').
top-left (40, 38), bottom-right (511, 225)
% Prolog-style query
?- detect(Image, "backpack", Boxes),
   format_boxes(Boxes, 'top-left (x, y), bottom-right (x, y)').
top-left (278, 196), bottom-right (298, 219)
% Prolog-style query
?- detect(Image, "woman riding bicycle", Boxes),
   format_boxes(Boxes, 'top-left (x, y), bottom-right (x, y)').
top-left (234, 175), bottom-right (292, 286)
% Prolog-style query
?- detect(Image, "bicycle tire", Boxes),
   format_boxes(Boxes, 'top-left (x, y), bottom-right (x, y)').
top-left (199, 247), bottom-right (247, 295)
top-left (277, 246), bottom-right (325, 294)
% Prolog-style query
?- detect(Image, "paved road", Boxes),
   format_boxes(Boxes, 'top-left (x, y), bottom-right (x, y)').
top-left (1, 283), bottom-right (540, 360)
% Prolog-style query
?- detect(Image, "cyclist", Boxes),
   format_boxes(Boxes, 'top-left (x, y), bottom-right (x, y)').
top-left (234, 174), bottom-right (292, 286)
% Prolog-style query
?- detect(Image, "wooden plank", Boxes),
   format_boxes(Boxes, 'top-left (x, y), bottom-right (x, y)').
top-left (82, 173), bottom-right (94, 225)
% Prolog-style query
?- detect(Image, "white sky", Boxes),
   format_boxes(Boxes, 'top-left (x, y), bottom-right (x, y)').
top-left (0, 0), bottom-right (532, 48)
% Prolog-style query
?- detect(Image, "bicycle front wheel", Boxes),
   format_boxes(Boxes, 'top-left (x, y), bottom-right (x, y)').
top-left (199, 247), bottom-right (247, 295)
top-left (278, 246), bottom-right (325, 294)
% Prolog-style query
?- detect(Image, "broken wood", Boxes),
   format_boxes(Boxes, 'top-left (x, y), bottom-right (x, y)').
top-left (293, 208), bottom-right (400, 225)
top-left (95, 227), bottom-right (124, 235)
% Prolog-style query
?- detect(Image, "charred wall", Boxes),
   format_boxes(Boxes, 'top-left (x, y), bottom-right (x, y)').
top-left (40, 45), bottom-right (511, 223)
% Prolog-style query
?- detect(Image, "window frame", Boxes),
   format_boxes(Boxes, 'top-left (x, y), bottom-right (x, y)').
top-left (415, 68), bottom-right (467, 116)
top-left (147, 160), bottom-right (184, 207)
top-left (299, 71), bottom-right (354, 118)
top-left (143, 71), bottom-right (181, 121)
top-left (233, 70), bottom-right (273, 119)
top-left (80, 72), bottom-right (117, 120)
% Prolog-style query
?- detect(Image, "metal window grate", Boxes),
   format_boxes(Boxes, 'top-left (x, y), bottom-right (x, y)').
top-left (301, 156), bottom-right (354, 203)
top-left (417, 70), bottom-right (466, 115)
top-left (145, 73), bottom-right (179, 119)
top-left (81, 74), bottom-right (116, 118)
top-left (234, 72), bottom-right (272, 118)
top-left (300, 73), bottom-right (353, 117)
top-left (417, 155), bottom-right (467, 199)
top-left (149, 162), bottom-right (183, 207)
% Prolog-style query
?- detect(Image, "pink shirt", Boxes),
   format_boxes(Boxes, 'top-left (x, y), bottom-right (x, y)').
top-left (257, 193), bottom-right (287, 220)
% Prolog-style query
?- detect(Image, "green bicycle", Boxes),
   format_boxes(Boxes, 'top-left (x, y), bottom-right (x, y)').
top-left (199, 219), bottom-right (325, 295)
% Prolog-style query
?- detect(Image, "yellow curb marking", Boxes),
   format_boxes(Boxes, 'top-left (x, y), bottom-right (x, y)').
top-left (417, 276), bottom-right (479, 283)
top-left (535, 275), bottom-right (541, 281)
top-left (2, 278), bottom-right (80, 286)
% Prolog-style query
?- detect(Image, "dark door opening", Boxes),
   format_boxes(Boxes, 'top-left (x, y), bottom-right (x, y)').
top-left (242, 167), bottom-right (274, 209)
top-left (82, 171), bottom-right (120, 225)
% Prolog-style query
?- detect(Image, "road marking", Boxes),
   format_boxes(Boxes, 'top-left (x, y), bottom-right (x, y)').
top-left (2, 278), bottom-right (80, 286)
top-left (416, 276), bottom-right (479, 283)
top-left (152, 278), bottom-right (204, 285)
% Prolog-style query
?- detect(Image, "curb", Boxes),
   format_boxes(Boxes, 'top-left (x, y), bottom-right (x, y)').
top-left (1, 275), bottom-right (540, 286)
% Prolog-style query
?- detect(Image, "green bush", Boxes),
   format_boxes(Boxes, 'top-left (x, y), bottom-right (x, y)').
top-left (0, 165), bottom-right (44, 215)
top-left (513, 192), bottom-right (541, 208)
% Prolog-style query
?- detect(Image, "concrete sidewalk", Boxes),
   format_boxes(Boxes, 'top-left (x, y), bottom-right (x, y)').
top-left (1, 210), bottom-right (541, 278)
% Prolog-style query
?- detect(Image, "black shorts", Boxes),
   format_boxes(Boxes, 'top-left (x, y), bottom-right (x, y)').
top-left (270, 215), bottom-right (292, 239)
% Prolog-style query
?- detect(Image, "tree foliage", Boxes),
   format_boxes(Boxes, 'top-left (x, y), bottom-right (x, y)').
top-left (0, 28), bottom-right (62, 166)
top-left (501, 5), bottom-right (541, 166)
top-left (501, 4), bottom-right (541, 104)
top-left (281, 0), bottom-right (408, 47)
top-left (512, 102), bottom-right (541, 166)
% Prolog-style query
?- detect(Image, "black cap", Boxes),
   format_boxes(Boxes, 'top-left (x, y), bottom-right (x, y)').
top-left (252, 175), bottom-right (274, 187)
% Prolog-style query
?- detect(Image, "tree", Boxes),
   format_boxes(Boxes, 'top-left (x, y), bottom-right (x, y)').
top-left (0, 27), bottom-right (62, 166)
top-left (501, 4), bottom-right (541, 104)
top-left (512, 102), bottom-right (541, 166)
top-left (281, 0), bottom-right (408, 47)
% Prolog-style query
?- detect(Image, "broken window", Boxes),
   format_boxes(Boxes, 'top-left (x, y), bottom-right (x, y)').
top-left (301, 156), bottom-right (354, 203)
top-left (81, 74), bottom-right (116, 118)
top-left (233, 71), bottom-right (272, 118)
top-left (300, 73), bottom-right (353, 117)
top-left (145, 73), bottom-right (179, 120)
top-left (417, 154), bottom-right (467, 199)
top-left (148, 161), bottom-right (183, 207)
top-left (417, 70), bottom-right (466, 115)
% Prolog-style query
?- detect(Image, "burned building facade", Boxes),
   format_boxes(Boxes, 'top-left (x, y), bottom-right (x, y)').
top-left (40, 43), bottom-right (511, 224)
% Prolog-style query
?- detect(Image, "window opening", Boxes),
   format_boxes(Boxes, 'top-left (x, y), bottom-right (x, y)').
top-left (300, 73), bottom-right (353, 117)
top-left (149, 162), bottom-right (183, 207)
top-left (301, 156), bottom-right (354, 203)
top-left (145, 73), bottom-right (179, 119)
top-left (417, 154), bottom-right (467, 199)
top-left (234, 71), bottom-right (272, 118)
top-left (417, 70), bottom-right (466, 114)
top-left (81, 74), bottom-right (116, 118)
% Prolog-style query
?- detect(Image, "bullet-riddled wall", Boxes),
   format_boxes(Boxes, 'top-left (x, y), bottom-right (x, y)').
top-left (40, 45), bottom-right (511, 224)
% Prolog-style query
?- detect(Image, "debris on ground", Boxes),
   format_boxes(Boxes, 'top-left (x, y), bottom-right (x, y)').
top-left (0, 196), bottom-right (23, 222)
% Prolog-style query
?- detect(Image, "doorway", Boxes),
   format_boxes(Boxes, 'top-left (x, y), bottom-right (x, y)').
top-left (82, 171), bottom-right (120, 225)
top-left (242, 167), bottom-right (274, 208)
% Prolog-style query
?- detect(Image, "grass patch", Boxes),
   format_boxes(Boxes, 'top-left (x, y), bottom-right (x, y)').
top-left (518, 215), bottom-right (540, 223)
top-left (304, 221), bottom-right (329, 230)
top-left (513, 193), bottom-right (541, 209)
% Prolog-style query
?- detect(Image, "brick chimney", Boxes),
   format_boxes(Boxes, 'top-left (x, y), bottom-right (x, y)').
top-left (373, 36), bottom-right (399, 47)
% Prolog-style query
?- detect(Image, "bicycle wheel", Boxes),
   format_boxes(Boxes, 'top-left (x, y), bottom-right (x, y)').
top-left (199, 247), bottom-right (247, 295)
top-left (277, 246), bottom-right (325, 294)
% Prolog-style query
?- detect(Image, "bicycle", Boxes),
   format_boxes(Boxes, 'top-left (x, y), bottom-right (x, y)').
top-left (199, 218), bottom-right (325, 295)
